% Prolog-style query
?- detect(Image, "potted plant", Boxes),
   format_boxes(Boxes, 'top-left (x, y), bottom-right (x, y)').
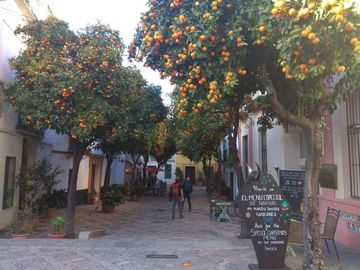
top-left (12, 209), bottom-right (32, 239)
top-left (17, 160), bottom-right (63, 219)
top-left (100, 184), bottom-right (126, 213)
top-left (48, 215), bottom-right (65, 239)
top-left (88, 190), bottom-right (97, 204)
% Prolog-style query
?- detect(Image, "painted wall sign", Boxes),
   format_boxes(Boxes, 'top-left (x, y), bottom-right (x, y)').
top-left (240, 173), bottom-right (291, 269)
top-left (340, 210), bottom-right (360, 234)
top-left (279, 169), bottom-right (305, 213)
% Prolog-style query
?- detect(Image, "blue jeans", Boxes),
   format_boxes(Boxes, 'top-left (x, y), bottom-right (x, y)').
top-left (172, 196), bottom-right (183, 218)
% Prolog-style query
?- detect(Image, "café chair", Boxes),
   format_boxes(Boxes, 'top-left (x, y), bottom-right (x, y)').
top-left (320, 207), bottom-right (340, 260)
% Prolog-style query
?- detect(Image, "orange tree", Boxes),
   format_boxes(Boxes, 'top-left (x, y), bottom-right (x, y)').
top-left (5, 18), bottom-right (125, 238)
top-left (130, 0), bottom-right (360, 268)
top-left (96, 66), bottom-right (146, 211)
top-left (129, 0), bottom-right (259, 191)
top-left (149, 120), bottom-right (177, 172)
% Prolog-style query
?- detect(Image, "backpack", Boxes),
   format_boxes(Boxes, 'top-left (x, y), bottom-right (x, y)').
top-left (183, 180), bottom-right (192, 193)
top-left (170, 183), bottom-right (182, 197)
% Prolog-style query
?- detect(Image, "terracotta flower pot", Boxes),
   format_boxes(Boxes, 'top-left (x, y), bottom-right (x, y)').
top-left (12, 233), bottom-right (30, 240)
top-left (48, 233), bottom-right (65, 239)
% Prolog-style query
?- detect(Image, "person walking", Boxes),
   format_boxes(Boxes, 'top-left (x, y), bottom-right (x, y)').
top-left (170, 178), bottom-right (184, 219)
top-left (182, 176), bottom-right (193, 211)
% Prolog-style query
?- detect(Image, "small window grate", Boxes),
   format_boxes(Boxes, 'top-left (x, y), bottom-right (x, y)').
top-left (146, 254), bottom-right (178, 259)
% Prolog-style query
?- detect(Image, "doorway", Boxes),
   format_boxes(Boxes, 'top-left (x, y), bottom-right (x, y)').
top-left (185, 166), bottom-right (196, 183)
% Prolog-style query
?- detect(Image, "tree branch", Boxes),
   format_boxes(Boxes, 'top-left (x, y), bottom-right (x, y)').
top-left (260, 74), bottom-right (313, 131)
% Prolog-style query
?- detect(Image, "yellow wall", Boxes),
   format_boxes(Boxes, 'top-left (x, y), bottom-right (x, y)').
top-left (175, 154), bottom-right (218, 184)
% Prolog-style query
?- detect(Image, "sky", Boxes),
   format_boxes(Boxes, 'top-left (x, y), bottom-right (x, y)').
top-left (48, 0), bottom-right (174, 105)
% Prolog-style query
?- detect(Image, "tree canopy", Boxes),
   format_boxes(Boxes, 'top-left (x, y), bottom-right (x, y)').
top-left (130, 0), bottom-right (360, 268)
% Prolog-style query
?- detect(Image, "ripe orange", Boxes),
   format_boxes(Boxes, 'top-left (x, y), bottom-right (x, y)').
top-left (335, 15), bottom-right (344, 23)
top-left (271, 8), bottom-right (278, 16)
top-left (256, 40), bottom-right (262, 45)
top-left (299, 64), bottom-right (308, 71)
top-left (311, 37), bottom-right (320, 45)
top-left (345, 22), bottom-right (354, 32)
top-left (350, 37), bottom-right (358, 46)
top-left (337, 65), bottom-right (346, 73)
top-left (308, 58), bottom-right (316, 65)
top-left (301, 29), bottom-right (310, 38)
top-left (200, 35), bottom-right (207, 41)
top-left (197, 102), bottom-right (202, 108)
top-left (307, 32), bottom-right (316, 40)
top-left (288, 8), bottom-right (297, 16)
top-left (259, 26), bottom-right (266, 33)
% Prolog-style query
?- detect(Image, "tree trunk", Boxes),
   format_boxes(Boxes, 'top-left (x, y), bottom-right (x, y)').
top-left (228, 119), bottom-right (245, 191)
top-left (101, 153), bottom-right (114, 213)
top-left (142, 152), bottom-right (149, 185)
top-left (264, 77), bottom-right (325, 269)
top-left (303, 123), bottom-right (324, 270)
top-left (65, 141), bottom-right (86, 238)
top-left (202, 158), bottom-right (211, 196)
top-left (129, 153), bottom-right (140, 201)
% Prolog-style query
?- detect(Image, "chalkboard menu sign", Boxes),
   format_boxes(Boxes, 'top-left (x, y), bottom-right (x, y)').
top-left (279, 169), bottom-right (305, 213)
top-left (240, 174), bottom-right (291, 269)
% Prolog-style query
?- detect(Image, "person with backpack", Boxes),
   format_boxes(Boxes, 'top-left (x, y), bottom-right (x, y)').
top-left (170, 178), bottom-right (184, 219)
top-left (182, 176), bottom-right (193, 211)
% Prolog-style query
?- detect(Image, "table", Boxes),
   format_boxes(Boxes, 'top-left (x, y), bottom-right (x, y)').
top-left (210, 200), bottom-right (232, 222)
top-left (216, 201), bottom-right (232, 222)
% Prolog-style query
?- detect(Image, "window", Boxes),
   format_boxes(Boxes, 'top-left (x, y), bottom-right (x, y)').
top-left (2, 157), bottom-right (16, 209)
top-left (164, 164), bottom-right (172, 179)
top-left (347, 90), bottom-right (360, 198)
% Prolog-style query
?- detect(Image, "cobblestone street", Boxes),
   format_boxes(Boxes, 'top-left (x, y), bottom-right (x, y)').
top-left (0, 187), bottom-right (358, 269)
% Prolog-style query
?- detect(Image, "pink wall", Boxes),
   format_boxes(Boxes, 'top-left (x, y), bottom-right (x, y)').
top-left (319, 194), bottom-right (360, 250)
top-left (319, 115), bottom-right (360, 250)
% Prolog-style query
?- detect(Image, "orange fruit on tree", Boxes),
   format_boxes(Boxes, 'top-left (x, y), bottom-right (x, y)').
top-left (308, 58), bottom-right (316, 65)
top-left (335, 15), bottom-right (344, 23)
top-left (259, 25), bottom-right (266, 33)
top-left (271, 8), bottom-right (278, 16)
top-left (200, 34), bottom-right (207, 41)
top-left (345, 22), bottom-right (354, 32)
top-left (301, 29), bottom-right (310, 38)
top-left (350, 37), bottom-right (358, 46)
top-left (337, 65), bottom-right (346, 73)
top-left (197, 102), bottom-right (202, 108)
top-left (288, 8), bottom-right (297, 16)
top-left (307, 32), bottom-right (316, 40)
top-left (311, 37), bottom-right (320, 45)
top-left (299, 64), bottom-right (308, 72)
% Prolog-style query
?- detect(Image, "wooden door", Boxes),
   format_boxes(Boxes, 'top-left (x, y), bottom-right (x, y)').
top-left (185, 166), bottom-right (196, 183)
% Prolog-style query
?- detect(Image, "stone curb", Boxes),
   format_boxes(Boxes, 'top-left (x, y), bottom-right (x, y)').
top-left (78, 229), bottom-right (106, 240)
